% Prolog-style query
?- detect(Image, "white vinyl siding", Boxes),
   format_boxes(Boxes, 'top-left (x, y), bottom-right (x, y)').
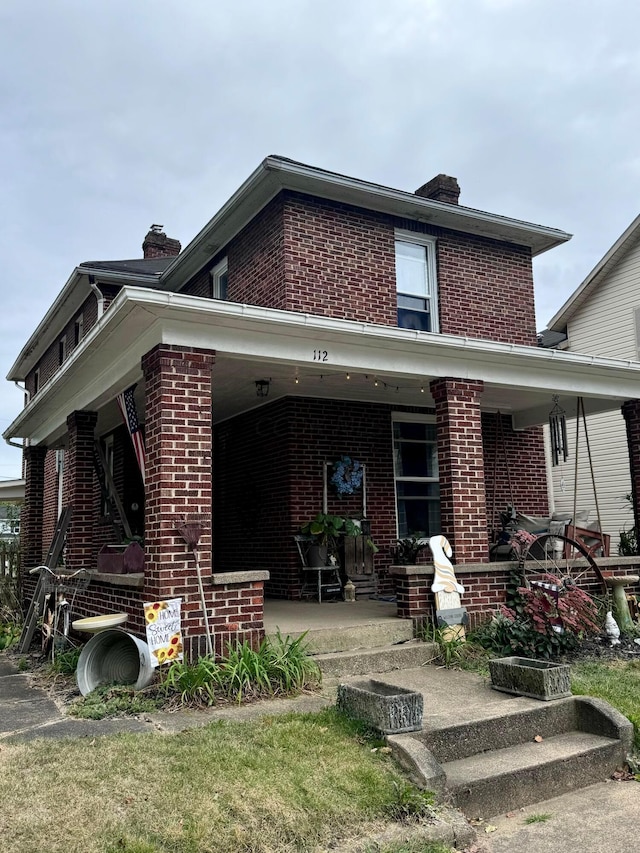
top-left (548, 238), bottom-right (640, 544)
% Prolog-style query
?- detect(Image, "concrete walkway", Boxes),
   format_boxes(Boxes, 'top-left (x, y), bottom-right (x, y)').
top-left (1, 655), bottom-right (638, 852)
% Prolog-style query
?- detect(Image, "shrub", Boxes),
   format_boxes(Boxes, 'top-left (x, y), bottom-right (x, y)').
top-left (471, 569), bottom-right (600, 660)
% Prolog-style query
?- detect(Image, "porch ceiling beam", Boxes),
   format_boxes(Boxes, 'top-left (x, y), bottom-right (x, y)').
top-left (5, 287), bottom-right (640, 445)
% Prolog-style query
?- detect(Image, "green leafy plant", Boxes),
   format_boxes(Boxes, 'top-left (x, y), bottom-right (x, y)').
top-left (300, 513), bottom-right (378, 558)
top-left (471, 568), bottom-right (599, 660)
top-left (70, 685), bottom-right (162, 719)
top-left (385, 781), bottom-right (436, 822)
top-left (524, 813), bottom-right (552, 824)
top-left (618, 494), bottom-right (638, 556)
top-left (421, 622), bottom-right (465, 668)
top-left (391, 535), bottom-right (429, 565)
top-left (161, 655), bottom-right (223, 706)
top-left (161, 630), bottom-right (321, 707)
top-left (47, 646), bottom-right (81, 674)
top-left (0, 619), bottom-right (21, 651)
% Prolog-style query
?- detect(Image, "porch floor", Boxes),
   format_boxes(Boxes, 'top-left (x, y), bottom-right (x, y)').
top-left (263, 597), bottom-right (398, 635)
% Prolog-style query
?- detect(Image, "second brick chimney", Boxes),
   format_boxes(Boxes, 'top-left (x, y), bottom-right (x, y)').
top-left (414, 174), bottom-right (460, 205)
top-left (142, 224), bottom-right (181, 259)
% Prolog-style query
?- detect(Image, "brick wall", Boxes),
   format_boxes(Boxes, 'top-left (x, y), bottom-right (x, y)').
top-left (179, 191), bottom-right (537, 349)
top-left (21, 446), bottom-right (46, 572)
top-left (482, 413), bottom-right (548, 534)
top-left (63, 410), bottom-right (98, 571)
top-left (437, 234), bottom-right (537, 345)
top-left (25, 291), bottom-right (100, 397)
top-left (42, 450), bottom-right (59, 560)
top-left (623, 400), bottom-right (640, 536)
top-left (430, 379), bottom-right (488, 562)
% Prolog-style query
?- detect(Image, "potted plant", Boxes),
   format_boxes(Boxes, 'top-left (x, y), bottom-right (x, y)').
top-left (392, 534), bottom-right (429, 565)
top-left (300, 513), bottom-right (378, 567)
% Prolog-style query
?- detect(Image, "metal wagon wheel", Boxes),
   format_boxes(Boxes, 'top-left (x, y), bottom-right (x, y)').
top-left (518, 533), bottom-right (609, 626)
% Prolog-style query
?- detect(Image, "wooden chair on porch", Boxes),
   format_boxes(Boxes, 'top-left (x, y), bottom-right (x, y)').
top-left (293, 535), bottom-right (343, 602)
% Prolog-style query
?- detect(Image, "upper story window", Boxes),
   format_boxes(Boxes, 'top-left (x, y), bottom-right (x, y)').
top-left (74, 314), bottom-right (84, 346)
top-left (33, 368), bottom-right (40, 396)
top-left (395, 230), bottom-right (439, 333)
top-left (211, 258), bottom-right (228, 300)
top-left (58, 336), bottom-right (67, 366)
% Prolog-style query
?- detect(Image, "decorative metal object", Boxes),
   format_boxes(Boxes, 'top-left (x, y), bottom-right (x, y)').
top-left (549, 395), bottom-right (568, 466)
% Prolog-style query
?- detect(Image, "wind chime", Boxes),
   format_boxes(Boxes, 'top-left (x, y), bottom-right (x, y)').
top-left (548, 395), bottom-right (568, 467)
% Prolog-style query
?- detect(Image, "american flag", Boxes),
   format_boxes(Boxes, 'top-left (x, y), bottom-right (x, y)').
top-left (116, 384), bottom-right (146, 485)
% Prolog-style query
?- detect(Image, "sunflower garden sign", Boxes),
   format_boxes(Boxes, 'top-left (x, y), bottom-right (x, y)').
top-left (143, 597), bottom-right (184, 667)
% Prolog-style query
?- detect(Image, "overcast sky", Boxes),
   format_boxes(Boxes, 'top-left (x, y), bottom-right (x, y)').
top-left (1, 0), bottom-right (639, 481)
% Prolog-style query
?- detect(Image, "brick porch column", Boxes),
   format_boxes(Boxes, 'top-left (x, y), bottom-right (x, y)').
top-left (430, 378), bottom-right (488, 563)
top-left (142, 345), bottom-right (216, 638)
top-left (21, 445), bottom-right (47, 572)
top-left (622, 400), bottom-right (640, 538)
top-left (63, 410), bottom-right (98, 571)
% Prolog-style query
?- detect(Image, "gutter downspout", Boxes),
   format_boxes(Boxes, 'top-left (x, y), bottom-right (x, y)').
top-left (89, 275), bottom-right (105, 319)
top-left (6, 382), bottom-right (28, 449)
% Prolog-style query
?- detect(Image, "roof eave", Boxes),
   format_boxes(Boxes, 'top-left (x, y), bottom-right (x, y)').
top-left (548, 213), bottom-right (640, 331)
top-left (160, 156), bottom-right (572, 291)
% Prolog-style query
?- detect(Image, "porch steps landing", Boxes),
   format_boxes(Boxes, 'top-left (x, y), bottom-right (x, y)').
top-left (278, 618), bottom-right (435, 680)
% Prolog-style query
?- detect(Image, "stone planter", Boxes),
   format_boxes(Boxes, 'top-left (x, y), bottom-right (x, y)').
top-left (336, 679), bottom-right (423, 734)
top-left (489, 656), bottom-right (571, 701)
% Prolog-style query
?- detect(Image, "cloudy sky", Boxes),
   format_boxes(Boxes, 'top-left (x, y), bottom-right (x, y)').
top-left (0, 0), bottom-right (638, 481)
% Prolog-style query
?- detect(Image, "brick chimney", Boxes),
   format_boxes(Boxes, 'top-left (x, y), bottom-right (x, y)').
top-left (414, 174), bottom-right (460, 205)
top-left (142, 224), bottom-right (181, 259)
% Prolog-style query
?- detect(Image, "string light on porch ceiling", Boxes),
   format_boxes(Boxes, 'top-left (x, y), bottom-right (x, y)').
top-left (289, 372), bottom-right (429, 395)
top-left (549, 395), bottom-right (568, 466)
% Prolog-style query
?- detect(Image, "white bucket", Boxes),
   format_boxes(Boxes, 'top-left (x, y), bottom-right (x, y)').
top-left (76, 629), bottom-right (155, 696)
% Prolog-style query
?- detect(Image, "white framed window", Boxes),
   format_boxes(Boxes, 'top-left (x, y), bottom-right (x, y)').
top-left (211, 258), bottom-right (228, 300)
top-left (392, 413), bottom-right (440, 538)
top-left (74, 313), bottom-right (84, 346)
top-left (58, 335), bottom-right (67, 365)
top-left (33, 368), bottom-right (40, 396)
top-left (395, 230), bottom-right (439, 333)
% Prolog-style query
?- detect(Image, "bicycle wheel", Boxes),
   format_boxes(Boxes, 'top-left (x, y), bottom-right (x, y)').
top-left (519, 533), bottom-right (609, 622)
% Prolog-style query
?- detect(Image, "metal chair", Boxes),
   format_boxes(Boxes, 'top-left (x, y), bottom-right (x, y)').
top-left (293, 535), bottom-right (342, 602)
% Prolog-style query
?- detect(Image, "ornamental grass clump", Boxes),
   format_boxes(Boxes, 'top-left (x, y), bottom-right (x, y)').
top-left (161, 630), bottom-right (321, 706)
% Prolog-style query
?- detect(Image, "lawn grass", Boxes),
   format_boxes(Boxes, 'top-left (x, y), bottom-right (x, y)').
top-left (570, 658), bottom-right (640, 749)
top-left (0, 708), bottom-right (446, 853)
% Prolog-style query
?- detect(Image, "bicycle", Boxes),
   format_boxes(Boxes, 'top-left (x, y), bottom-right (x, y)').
top-left (28, 565), bottom-right (91, 661)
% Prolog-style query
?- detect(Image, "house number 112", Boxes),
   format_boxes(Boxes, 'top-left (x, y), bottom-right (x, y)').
top-left (313, 349), bottom-right (329, 362)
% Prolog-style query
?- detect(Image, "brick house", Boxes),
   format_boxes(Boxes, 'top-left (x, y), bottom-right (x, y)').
top-left (6, 156), bottom-right (640, 656)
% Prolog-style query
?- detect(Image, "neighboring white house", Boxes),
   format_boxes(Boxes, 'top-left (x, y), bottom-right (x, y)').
top-left (543, 215), bottom-right (640, 547)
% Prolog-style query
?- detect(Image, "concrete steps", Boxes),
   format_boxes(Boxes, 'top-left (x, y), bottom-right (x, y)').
top-left (271, 617), bottom-right (435, 680)
top-left (315, 639), bottom-right (436, 680)
top-left (389, 695), bottom-right (633, 820)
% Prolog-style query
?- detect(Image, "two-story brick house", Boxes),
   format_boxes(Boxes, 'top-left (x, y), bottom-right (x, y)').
top-left (7, 156), bottom-right (640, 656)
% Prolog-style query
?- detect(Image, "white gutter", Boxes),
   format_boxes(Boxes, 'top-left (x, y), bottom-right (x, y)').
top-left (6, 266), bottom-right (162, 381)
top-left (160, 156), bottom-right (572, 290)
top-left (89, 276), bottom-right (105, 319)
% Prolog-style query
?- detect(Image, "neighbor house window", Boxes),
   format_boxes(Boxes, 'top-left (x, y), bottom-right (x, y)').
top-left (395, 230), bottom-right (439, 333)
top-left (211, 258), bottom-right (228, 300)
top-left (58, 336), bottom-right (67, 365)
top-left (393, 414), bottom-right (440, 538)
top-left (74, 314), bottom-right (84, 346)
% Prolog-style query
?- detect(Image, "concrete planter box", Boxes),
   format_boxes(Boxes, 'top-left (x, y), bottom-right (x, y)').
top-left (336, 679), bottom-right (423, 734)
top-left (489, 656), bottom-right (571, 701)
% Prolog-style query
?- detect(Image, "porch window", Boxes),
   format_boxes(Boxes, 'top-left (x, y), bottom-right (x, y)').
top-left (58, 335), bottom-right (67, 366)
top-left (393, 415), bottom-right (440, 538)
top-left (211, 258), bottom-right (228, 300)
top-left (74, 313), bottom-right (84, 346)
top-left (395, 230), bottom-right (439, 333)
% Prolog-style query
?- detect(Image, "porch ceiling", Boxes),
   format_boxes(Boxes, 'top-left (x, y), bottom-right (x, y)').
top-left (5, 287), bottom-right (640, 446)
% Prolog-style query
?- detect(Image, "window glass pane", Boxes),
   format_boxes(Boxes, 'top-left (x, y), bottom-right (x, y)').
top-left (395, 442), bottom-right (438, 478)
top-left (397, 482), bottom-right (440, 498)
top-left (218, 271), bottom-right (228, 300)
top-left (394, 422), bottom-right (436, 441)
top-left (397, 499), bottom-right (441, 538)
top-left (397, 307), bottom-right (431, 332)
top-left (395, 241), bottom-right (428, 296)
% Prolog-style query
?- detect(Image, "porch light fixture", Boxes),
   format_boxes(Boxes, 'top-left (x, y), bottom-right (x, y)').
top-left (255, 379), bottom-right (271, 398)
top-left (549, 395), bottom-right (568, 466)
